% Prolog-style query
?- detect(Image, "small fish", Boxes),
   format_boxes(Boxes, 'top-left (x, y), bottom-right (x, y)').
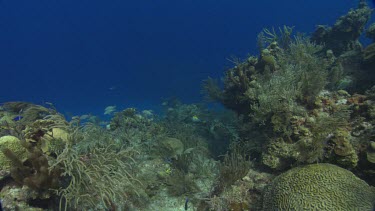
top-left (184, 197), bottom-right (189, 210)
top-left (164, 157), bottom-right (172, 164)
top-left (191, 115), bottom-right (200, 123)
top-left (0, 199), bottom-right (3, 211)
top-left (13, 115), bottom-right (23, 121)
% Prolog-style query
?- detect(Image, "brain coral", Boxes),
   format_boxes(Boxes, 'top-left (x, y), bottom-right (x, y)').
top-left (262, 163), bottom-right (375, 211)
top-left (0, 136), bottom-right (28, 171)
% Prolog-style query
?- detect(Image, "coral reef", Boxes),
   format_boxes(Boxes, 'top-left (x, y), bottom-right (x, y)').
top-left (0, 102), bottom-right (226, 210)
top-left (204, 0), bottom-right (375, 173)
top-left (1, 1), bottom-right (375, 211)
top-left (311, 0), bottom-right (372, 56)
top-left (262, 163), bottom-right (375, 210)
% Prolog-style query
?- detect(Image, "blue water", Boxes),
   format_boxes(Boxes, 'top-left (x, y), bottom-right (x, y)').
top-left (0, 0), bottom-right (360, 117)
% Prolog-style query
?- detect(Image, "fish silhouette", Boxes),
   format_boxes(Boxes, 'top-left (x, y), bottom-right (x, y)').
top-left (13, 115), bottom-right (23, 121)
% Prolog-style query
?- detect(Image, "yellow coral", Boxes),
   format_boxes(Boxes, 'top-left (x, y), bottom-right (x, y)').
top-left (0, 136), bottom-right (28, 171)
top-left (41, 127), bottom-right (69, 154)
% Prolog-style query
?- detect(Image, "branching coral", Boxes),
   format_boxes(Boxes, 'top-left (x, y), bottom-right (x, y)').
top-left (2, 146), bottom-right (62, 191)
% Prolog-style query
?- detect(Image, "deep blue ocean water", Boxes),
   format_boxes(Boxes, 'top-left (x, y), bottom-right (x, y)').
top-left (0, 0), bottom-right (365, 117)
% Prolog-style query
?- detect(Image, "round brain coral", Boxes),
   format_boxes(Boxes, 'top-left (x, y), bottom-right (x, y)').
top-left (262, 163), bottom-right (375, 210)
top-left (0, 135), bottom-right (28, 171)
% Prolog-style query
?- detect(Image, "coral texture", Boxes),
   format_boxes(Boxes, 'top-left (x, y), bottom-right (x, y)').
top-left (0, 135), bottom-right (28, 171)
top-left (263, 163), bottom-right (375, 210)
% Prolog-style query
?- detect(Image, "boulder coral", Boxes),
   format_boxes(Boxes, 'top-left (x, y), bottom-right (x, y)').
top-left (0, 135), bottom-right (28, 171)
top-left (160, 137), bottom-right (184, 159)
top-left (262, 163), bottom-right (375, 210)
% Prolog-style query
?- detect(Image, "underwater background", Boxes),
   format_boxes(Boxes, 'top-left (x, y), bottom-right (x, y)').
top-left (0, 0), bottom-right (363, 116)
top-left (1, 0), bottom-right (375, 210)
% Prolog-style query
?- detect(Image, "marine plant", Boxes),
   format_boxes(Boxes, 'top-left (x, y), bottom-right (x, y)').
top-left (108, 107), bottom-right (162, 151)
top-left (257, 26), bottom-right (294, 51)
top-left (165, 169), bottom-right (199, 197)
top-left (288, 38), bottom-right (327, 101)
top-left (213, 145), bottom-right (252, 196)
top-left (69, 123), bottom-right (113, 152)
top-left (201, 77), bottom-right (223, 102)
top-left (51, 126), bottom-right (143, 210)
top-left (250, 60), bottom-right (305, 126)
top-left (195, 145), bottom-right (253, 210)
top-left (253, 35), bottom-right (327, 120)
top-left (1, 102), bottom-right (60, 126)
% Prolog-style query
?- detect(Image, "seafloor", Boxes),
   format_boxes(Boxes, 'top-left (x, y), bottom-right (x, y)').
top-left (1, 1), bottom-right (375, 211)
